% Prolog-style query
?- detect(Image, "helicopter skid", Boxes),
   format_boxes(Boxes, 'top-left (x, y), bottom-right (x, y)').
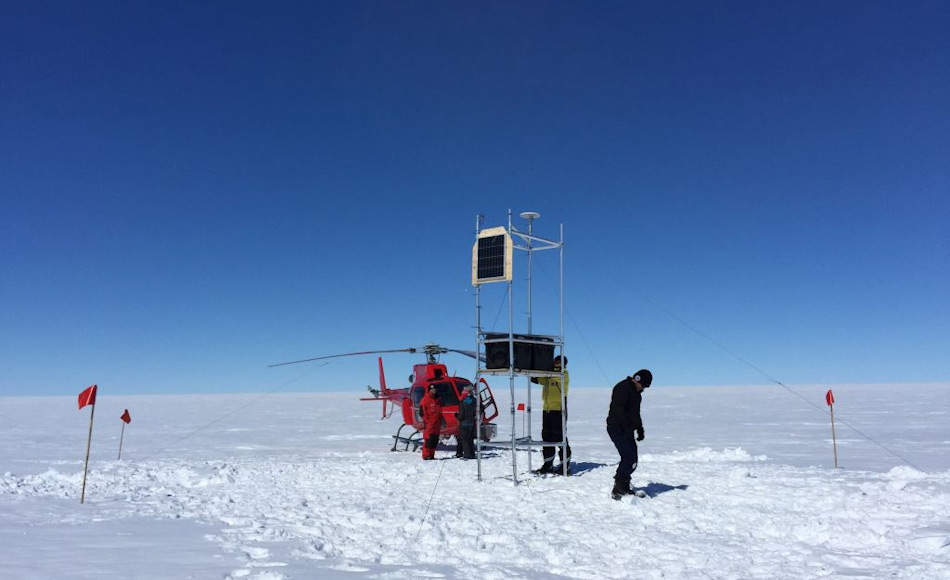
top-left (391, 424), bottom-right (422, 452)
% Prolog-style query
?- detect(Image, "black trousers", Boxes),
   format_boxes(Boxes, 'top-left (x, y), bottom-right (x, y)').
top-left (541, 411), bottom-right (571, 464)
top-left (607, 425), bottom-right (638, 481)
top-left (457, 423), bottom-right (476, 459)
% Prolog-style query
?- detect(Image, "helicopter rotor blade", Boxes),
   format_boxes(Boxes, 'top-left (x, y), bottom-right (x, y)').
top-left (443, 348), bottom-right (486, 363)
top-left (268, 348), bottom-right (418, 368)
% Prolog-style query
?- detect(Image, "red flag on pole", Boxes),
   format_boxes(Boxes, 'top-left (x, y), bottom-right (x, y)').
top-left (78, 384), bottom-right (98, 503)
top-left (78, 385), bottom-right (98, 409)
top-left (826, 388), bottom-right (839, 468)
top-left (517, 403), bottom-right (525, 411)
top-left (120, 409), bottom-right (131, 424)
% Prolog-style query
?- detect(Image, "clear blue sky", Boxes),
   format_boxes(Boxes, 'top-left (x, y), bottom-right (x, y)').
top-left (2, 1), bottom-right (947, 395)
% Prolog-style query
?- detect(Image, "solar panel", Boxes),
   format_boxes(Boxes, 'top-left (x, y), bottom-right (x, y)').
top-left (477, 235), bottom-right (505, 279)
top-left (471, 227), bottom-right (512, 285)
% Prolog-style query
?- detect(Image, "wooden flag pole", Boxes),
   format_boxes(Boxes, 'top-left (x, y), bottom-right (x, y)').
top-left (81, 401), bottom-right (96, 504)
top-left (118, 421), bottom-right (126, 460)
top-left (830, 403), bottom-right (838, 469)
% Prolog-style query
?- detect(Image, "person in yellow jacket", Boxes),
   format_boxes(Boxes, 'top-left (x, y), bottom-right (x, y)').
top-left (531, 355), bottom-right (571, 474)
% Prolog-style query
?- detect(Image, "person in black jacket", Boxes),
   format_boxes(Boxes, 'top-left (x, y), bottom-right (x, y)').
top-left (455, 385), bottom-right (477, 459)
top-left (606, 369), bottom-right (653, 499)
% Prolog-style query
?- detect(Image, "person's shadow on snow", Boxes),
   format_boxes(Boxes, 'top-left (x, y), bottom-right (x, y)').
top-left (637, 482), bottom-right (689, 497)
top-left (566, 461), bottom-right (608, 475)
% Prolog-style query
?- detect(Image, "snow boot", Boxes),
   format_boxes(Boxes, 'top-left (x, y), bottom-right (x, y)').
top-left (533, 461), bottom-right (555, 475)
top-left (611, 477), bottom-right (632, 500)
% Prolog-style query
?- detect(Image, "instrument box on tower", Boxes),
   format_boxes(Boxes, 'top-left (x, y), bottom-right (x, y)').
top-left (483, 333), bottom-right (556, 372)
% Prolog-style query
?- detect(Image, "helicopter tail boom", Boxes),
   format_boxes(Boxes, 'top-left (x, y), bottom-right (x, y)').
top-left (378, 357), bottom-right (388, 394)
top-left (376, 357), bottom-right (389, 418)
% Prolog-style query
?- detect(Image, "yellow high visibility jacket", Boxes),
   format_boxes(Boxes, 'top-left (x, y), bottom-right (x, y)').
top-left (538, 370), bottom-right (569, 412)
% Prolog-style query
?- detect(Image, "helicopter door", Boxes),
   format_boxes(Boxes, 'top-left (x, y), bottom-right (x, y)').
top-left (432, 382), bottom-right (459, 407)
top-left (411, 386), bottom-right (425, 423)
top-left (477, 377), bottom-right (499, 422)
top-left (431, 382), bottom-right (457, 430)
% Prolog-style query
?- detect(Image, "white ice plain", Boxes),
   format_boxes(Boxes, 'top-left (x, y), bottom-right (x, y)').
top-left (1, 382), bottom-right (949, 579)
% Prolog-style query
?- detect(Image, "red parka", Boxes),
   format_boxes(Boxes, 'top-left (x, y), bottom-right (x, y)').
top-left (420, 390), bottom-right (444, 433)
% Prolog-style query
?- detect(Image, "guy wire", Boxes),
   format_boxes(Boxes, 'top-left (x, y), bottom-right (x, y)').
top-left (532, 260), bottom-right (612, 384)
top-left (636, 291), bottom-right (923, 471)
top-left (527, 260), bottom-right (921, 469)
top-left (488, 284), bottom-right (511, 332)
top-left (415, 455), bottom-right (448, 540)
top-left (138, 362), bottom-right (331, 462)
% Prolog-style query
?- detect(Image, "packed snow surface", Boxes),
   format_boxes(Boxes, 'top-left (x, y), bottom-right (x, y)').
top-left (2, 383), bottom-right (949, 579)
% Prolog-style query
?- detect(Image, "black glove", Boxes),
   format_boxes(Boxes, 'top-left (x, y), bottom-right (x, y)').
top-left (636, 428), bottom-right (644, 441)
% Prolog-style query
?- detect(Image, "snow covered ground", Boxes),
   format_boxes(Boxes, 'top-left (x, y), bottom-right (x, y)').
top-left (2, 382), bottom-right (948, 579)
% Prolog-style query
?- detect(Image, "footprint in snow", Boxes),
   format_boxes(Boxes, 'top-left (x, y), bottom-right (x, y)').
top-left (243, 546), bottom-right (270, 560)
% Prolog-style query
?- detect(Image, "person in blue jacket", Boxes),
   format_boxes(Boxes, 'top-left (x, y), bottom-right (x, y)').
top-left (455, 385), bottom-right (477, 459)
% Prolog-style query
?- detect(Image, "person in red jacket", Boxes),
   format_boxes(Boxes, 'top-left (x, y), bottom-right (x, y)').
top-left (420, 384), bottom-right (444, 460)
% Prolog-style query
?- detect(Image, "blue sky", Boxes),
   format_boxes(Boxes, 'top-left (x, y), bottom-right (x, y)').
top-left (2, 1), bottom-right (947, 395)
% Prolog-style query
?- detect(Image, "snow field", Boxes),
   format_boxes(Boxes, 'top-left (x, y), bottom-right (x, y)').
top-left (3, 446), bottom-right (948, 579)
top-left (1, 385), bottom-right (948, 579)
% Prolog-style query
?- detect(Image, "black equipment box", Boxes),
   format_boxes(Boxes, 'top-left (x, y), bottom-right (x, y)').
top-left (484, 334), bottom-right (556, 371)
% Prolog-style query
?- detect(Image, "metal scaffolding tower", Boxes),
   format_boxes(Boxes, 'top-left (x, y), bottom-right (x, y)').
top-left (472, 210), bottom-right (565, 484)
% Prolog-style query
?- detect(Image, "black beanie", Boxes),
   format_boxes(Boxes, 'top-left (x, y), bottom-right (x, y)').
top-left (633, 369), bottom-right (653, 388)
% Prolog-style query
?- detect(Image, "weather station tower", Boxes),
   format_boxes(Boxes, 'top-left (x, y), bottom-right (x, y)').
top-left (471, 210), bottom-right (565, 484)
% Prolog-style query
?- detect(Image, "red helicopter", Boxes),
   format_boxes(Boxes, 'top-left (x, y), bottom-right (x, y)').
top-left (270, 344), bottom-right (499, 451)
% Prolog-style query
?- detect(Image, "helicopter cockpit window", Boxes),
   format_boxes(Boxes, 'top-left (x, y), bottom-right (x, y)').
top-left (456, 378), bottom-right (474, 394)
top-left (432, 381), bottom-right (459, 407)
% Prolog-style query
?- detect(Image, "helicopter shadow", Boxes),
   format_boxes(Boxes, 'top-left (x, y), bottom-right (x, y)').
top-left (636, 482), bottom-right (689, 498)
